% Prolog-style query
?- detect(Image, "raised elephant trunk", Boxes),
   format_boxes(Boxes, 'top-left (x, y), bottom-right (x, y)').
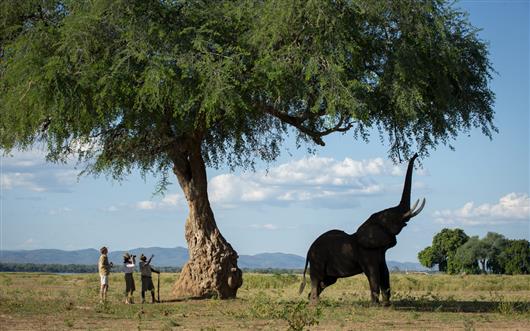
top-left (398, 153), bottom-right (418, 210)
top-left (398, 153), bottom-right (425, 220)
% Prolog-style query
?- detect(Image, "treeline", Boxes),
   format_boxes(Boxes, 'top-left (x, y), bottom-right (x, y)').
top-left (0, 263), bottom-right (304, 274)
top-left (0, 263), bottom-right (97, 273)
top-left (418, 229), bottom-right (530, 274)
top-left (0, 263), bottom-right (183, 273)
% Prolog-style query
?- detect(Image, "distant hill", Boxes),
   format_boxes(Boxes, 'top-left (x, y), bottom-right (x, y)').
top-left (0, 247), bottom-right (188, 267)
top-left (0, 247), bottom-right (427, 271)
top-left (239, 253), bottom-right (306, 269)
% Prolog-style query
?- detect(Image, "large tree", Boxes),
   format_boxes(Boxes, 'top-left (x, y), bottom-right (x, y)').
top-left (483, 232), bottom-right (509, 274)
top-left (1, 0), bottom-right (495, 298)
top-left (453, 236), bottom-right (484, 274)
top-left (418, 228), bottom-right (469, 273)
top-left (500, 240), bottom-right (530, 275)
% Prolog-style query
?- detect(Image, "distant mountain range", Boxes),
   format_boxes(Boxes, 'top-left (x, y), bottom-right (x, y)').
top-left (0, 247), bottom-right (427, 271)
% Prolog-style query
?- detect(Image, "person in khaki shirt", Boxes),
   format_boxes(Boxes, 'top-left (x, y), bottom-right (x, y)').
top-left (98, 247), bottom-right (113, 303)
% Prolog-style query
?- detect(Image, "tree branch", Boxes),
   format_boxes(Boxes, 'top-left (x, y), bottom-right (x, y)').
top-left (258, 104), bottom-right (353, 146)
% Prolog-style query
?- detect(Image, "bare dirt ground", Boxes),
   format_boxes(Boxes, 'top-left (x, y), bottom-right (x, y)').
top-left (1, 272), bottom-right (529, 330)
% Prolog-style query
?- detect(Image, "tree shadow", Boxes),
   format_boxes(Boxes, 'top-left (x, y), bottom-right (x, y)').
top-left (391, 299), bottom-right (529, 313)
top-left (159, 296), bottom-right (210, 303)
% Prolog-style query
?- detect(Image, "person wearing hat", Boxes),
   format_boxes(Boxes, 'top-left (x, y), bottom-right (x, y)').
top-left (123, 252), bottom-right (136, 304)
top-left (98, 246), bottom-right (113, 303)
top-left (139, 254), bottom-right (160, 304)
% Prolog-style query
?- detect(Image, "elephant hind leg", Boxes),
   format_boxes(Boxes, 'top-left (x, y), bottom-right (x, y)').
top-left (309, 278), bottom-right (320, 305)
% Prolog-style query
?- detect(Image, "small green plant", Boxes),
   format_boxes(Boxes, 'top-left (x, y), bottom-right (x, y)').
top-left (463, 319), bottom-right (475, 331)
top-left (248, 291), bottom-right (280, 319)
top-left (136, 307), bottom-right (144, 331)
top-left (41, 277), bottom-right (57, 285)
top-left (64, 318), bottom-right (74, 328)
top-left (1, 276), bottom-right (13, 286)
top-left (281, 301), bottom-right (322, 331)
top-left (497, 301), bottom-right (516, 315)
top-left (167, 319), bottom-right (179, 327)
top-left (65, 301), bottom-right (75, 311)
top-left (94, 301), bottom-right (115, 314)
top-left (410, 311), bottom-right (420, 320)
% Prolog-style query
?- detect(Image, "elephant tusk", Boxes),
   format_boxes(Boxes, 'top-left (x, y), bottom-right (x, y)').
top-left (410, 198), bottom-right (426, 218)
top-left (403, 198), bottom-right (426, 219)
top-left (410, 199), bottom-right (420, 212)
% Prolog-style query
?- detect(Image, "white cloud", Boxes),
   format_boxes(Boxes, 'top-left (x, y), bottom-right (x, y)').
top-left (132, 156), bottom-right (418, 211)
top-left (1, 149), bottom-right (46, 168)
top-left (249, 223), bottom-right (297, 230)
top-left (54, 170), bottom-right (79, 185)
top-left (105, 205), bottom-right (119, 212)
top-left (208, 156), bottom-right (407, 209)
top-left (18, 238), bottom-right (38, 249)
top-left (135, 192), bottom-right (185, 210)
top-left (434, 193), bottom-right (530, 225)
top-left (250, 223), bottom-right (279, 230)
top-left (161, 193), bottom-right (182, 206)
top-left (260, 156), bottom-right (393, 186)
top-left (49, 207), bottom-right (72, 215)
top-left (1, 149), bottom-right (79, 192)
top-left (136, 200), bottom-right (157, 210)
top-left (1, 173), bottom-right (46, 192)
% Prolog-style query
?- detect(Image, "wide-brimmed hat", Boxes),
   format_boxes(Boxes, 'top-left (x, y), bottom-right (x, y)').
top-left (140, 254), bottom-right (147, 261)
top-left (123, 252), bottom-right (131, 259)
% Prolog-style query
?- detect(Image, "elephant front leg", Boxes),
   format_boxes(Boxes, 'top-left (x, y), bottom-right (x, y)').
top-left (364, 266), bottom-right (381, 305)
top-left (380, 262), bottom-right (391, 306)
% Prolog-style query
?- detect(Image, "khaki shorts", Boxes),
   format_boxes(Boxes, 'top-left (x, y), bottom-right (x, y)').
top-left (100, 275), bottom-right (108, 286)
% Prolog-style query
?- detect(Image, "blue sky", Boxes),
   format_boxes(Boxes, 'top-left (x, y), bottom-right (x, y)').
top-left (1, 0), bottom-right (528, 262)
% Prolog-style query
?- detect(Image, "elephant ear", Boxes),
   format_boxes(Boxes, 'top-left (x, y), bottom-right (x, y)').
top-left (355, 222), bottom-right (397, 249)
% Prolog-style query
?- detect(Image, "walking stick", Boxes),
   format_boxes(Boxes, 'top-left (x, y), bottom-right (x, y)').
top-left (157, 272), bottom-right (160, 303)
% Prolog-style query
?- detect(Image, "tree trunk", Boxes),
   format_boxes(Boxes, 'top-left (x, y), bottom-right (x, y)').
top-left (480, 259), bottom-right (486, 273)
top-left (170, 139), bottom-right (242, 299)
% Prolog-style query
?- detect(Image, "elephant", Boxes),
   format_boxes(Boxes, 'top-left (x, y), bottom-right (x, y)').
top-left (299, 154), bottom-right (425, 305)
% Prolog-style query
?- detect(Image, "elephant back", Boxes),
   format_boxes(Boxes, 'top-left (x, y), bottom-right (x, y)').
top-left (355, 221), bottom-right (397, 249)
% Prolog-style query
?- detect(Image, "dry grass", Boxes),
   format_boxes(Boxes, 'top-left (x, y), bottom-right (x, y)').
top-left (0, 272), bottom-right (529, 330)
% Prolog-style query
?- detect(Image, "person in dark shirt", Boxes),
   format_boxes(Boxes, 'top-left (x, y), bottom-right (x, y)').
top-left (139, 254), bottom-right (160, 303)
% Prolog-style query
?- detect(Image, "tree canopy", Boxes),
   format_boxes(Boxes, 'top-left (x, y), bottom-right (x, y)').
top-left (453, 236), bottom-right (484, 274)
top-left (1, 0), bottom-right (496, 179)
top-left (419, 229), bottom-right (530, 275)
top-left (418, 228), bottom-right (469, 272)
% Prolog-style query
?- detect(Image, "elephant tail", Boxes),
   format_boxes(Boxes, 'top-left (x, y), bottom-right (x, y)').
top-left (298, 252), bottom-right (310, 295)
